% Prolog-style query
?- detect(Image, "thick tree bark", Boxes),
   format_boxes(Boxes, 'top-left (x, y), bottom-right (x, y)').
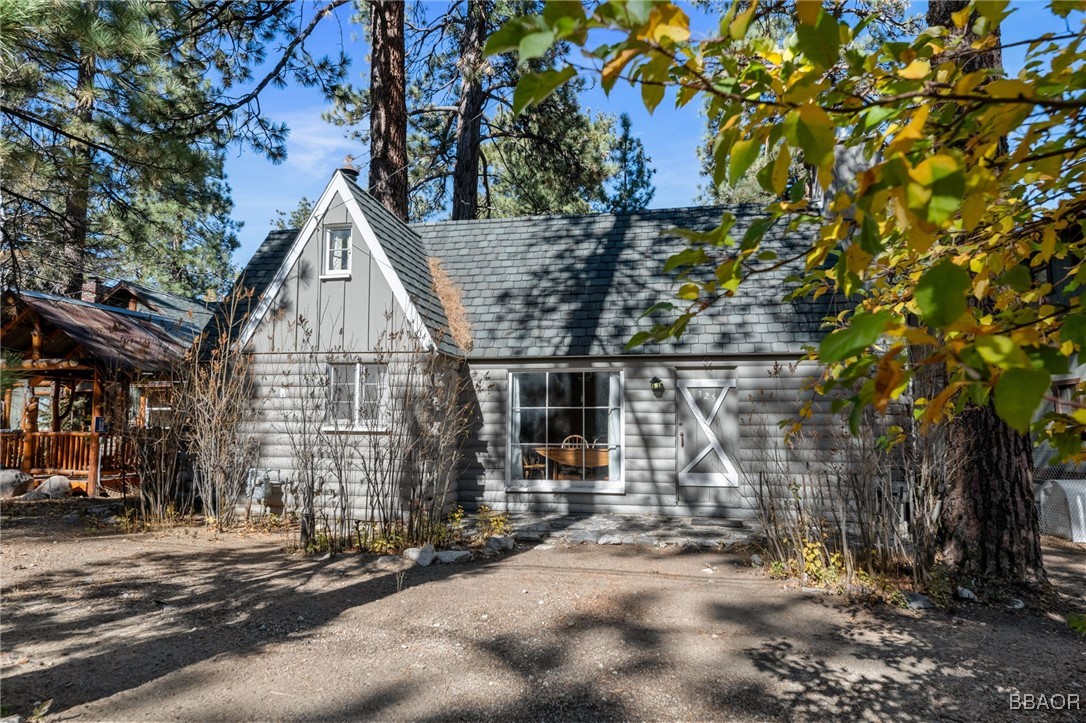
top-left (62, 44), bottom-right (96, 296)
top-left (367, 0), bottom-right (408, 221)
top-left (919, 0), bottom-right (1045, 586)
top-left (450, 0), bottom-right (490, 221)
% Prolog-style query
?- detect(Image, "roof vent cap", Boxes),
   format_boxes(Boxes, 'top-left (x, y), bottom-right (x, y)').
top-left (338, 155), bottom-right (359, 180)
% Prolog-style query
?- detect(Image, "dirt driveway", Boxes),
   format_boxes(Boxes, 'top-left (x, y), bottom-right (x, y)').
top-left (1, 502), bottom-right (1084, 722)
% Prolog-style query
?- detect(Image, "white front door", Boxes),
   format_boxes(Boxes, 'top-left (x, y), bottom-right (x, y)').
top-left (676, 378), bottom-right (738, 487)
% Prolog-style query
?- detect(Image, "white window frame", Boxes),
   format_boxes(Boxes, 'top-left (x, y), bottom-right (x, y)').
top-left (322, 225), bottom-right (352, 279)
top-left (505, 368), bottom-right (625, 494)
top-left (323, 362), bottom-right (389, 432)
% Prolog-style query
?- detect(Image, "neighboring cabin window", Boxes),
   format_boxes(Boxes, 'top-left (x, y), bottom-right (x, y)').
top-left (326, 362), bottom-right (388, 430)
top-left (141, 387), bottom-right (173, 428)
top-left (1052, 378), bottom-right (1081, 414)
top-left (509, 371), bottom-right (622, 488)
top-left (324, 227), bottom-right (352, 277)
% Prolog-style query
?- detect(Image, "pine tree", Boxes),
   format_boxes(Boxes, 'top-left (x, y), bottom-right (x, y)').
top-left (599, 113), bottom-right (655, 214)
top-left (367, 0), bottom-right (409, 220)
top-left (326, 0), bottom-right (617, 221)
top-left (1, 0), bottom-right (348, 297)
top-left (272, 198), bottom-right (316, 231)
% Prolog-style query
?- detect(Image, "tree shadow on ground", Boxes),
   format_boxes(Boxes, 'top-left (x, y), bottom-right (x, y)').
top-left (311, 549), bottom-right (1085, 722)
top-left (0, 525), bottom-right (523, 717)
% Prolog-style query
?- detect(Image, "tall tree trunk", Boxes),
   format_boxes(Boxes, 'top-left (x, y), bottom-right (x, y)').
top-left (919, 0), bottom-right (1044, 586)
top-left (62, 44), bottom-right (96, 296)
top-left (450, 0), bottom-right (490, 221)
top-left (367, 0), bottom-right (408, 221)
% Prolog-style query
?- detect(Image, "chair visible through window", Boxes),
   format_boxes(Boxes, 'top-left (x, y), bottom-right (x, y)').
top-left (521, 449), bottom-right (546, 479)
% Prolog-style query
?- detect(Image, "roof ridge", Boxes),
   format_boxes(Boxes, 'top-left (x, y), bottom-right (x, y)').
top-left (411, 203), bottom-right (766, 228)
top-left (17, 289), bottom-right (205, 328)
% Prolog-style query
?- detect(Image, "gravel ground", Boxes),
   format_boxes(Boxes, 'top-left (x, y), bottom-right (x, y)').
top-left (1, 499), bottom-right (1084, 722)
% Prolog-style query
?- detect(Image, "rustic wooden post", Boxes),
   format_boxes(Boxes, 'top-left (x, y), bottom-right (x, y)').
top-left (30, 323), bottom-right (42, 361)
top-left (87, 370), bottom-right (102, 497)
top-left (2, 387), bottom-right (11, 429)
top-left (51, 380), bottom-right (61, 432)
top-left (19, 386), bottom-right (35, 474)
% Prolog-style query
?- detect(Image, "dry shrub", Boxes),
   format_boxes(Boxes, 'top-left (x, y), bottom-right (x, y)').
top-left (749, 363), bottom-right (915, 596)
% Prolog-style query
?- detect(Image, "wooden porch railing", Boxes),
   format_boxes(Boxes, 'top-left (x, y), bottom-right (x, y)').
top-left (0, 431), bottom-right (21, 469)
top-left (0, 431), bottom-right (135, 478)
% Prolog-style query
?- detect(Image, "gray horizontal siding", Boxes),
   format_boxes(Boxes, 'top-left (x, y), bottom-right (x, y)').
top-left (454, 356), bottom-right (847, 518)
top-left (244, 351), bottom-right (464, 524)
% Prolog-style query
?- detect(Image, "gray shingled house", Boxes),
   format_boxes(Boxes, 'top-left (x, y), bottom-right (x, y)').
top-left (236, 167), bottom-right (835, 520)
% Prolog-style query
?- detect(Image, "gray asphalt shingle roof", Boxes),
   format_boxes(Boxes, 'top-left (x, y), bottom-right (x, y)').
top-left (239, 191), bottom-right (835, 359)
top-left (417, 206), bottom-right (834, 358)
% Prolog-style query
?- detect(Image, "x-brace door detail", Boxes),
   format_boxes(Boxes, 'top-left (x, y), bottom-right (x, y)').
top-left (676, 379), bottom-right (738, 487)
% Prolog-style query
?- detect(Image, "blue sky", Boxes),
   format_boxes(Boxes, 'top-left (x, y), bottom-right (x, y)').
top-left (223, 0), bottom-right (1061, 266)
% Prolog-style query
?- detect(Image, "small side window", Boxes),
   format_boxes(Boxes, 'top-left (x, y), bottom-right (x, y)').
top-left (324, 362), bottom-right (389, 431)
top-left (324, 227), bottom-right (352, 277)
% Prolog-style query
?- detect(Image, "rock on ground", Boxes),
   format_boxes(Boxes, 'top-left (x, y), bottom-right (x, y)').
top-left (485, 536), bottom-right (514, 552)
top-left (32, 476), bottom-right (73, 500)
top-left (404, 544), bottom-right (436, 566)
top-left (0, 469), bottom-right (31, 499)
top-left (436, 550), bottom-right (472, 564)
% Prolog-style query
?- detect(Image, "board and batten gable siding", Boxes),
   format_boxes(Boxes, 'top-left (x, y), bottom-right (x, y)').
top-left (459, 355), bottom-right (833, 518)
top-left (245, 190), bottom-right (406, 357)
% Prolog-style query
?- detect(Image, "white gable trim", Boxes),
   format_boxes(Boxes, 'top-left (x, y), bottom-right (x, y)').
top-left (237, 171), bottom-right (436, 350)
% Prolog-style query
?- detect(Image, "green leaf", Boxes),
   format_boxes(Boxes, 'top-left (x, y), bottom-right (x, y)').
top-left (975, 0), bottom-right (1009, 23)
top-left (542, 0), bottom-right (586, 27)
top-left (741, 217), bottom-right (775, 250)
top-left (994, 367), bottom-right (1050, 433)
top-left (485, 20), bottom-right (530, 55)
top-left (907, 154), bottom-right (964, 224)
top-left (625, 330), bottom-right (654, 350)
top-left (639, 301), bottom-right (677, 319)
top-left (512, 66), bottom-right (576, 114)
top-left (858, 214), bottom-right (883, 255)
top-left (861, 106), bottom-right (896, 132)
top-left (624, 0), bottom-right (653, 25)
top-left (729, 137), bottom-right (761, 186)
top-left (641, 81), bottom-right (665, 113)
top-left (663, 247), bottom-right (709, 273)
top-left (915, 261), bottom-right (970, 328)
top-left (519, 30), bottom-right (555, 61)
top-left (1027, 345), bottom-right (1070, 375)
top-left (819, 311), bottom-right (894, 363)
top-left (677, 283), bottom-right (701, 300)
top-left (783, 105), bottom-right (835, 171)
top-left (975, 335), bottom-right (1031, 369)
top-left (1000, 265), bottom-right (1032, 292)
top-left (1061, 314), bottom-right (1086, 348)
top-left (795, 10), bottom-right (841, 70)
top-left (728, 1), bottom-right (756, 40)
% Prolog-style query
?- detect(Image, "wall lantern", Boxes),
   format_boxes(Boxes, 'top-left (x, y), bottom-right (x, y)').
top-left (650, 376), bottom-right (665, 398)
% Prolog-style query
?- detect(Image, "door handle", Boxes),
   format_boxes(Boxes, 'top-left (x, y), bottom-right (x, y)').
top-left (679, 431), bottom-right (685, 448)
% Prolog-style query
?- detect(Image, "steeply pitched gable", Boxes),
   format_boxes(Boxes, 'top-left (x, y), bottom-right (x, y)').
top-left (233, 171), bottom-right (457, 354)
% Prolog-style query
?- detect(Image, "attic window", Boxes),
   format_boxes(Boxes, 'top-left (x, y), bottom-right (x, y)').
top-left (323, 226), bottom-right (352, 278)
